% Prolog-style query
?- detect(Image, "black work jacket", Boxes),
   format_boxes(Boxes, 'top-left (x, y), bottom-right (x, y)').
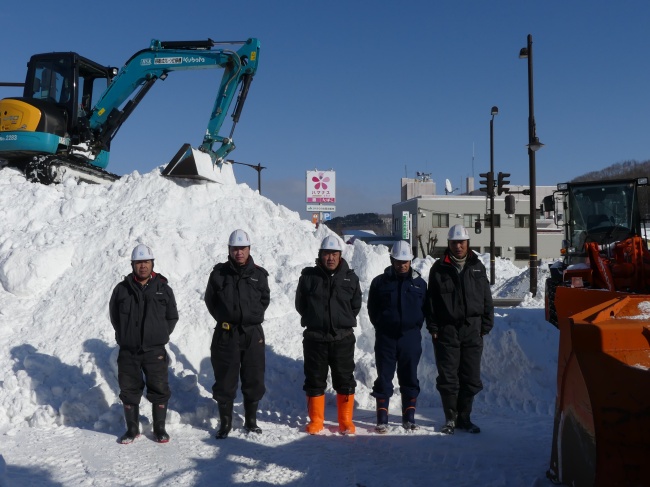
top-left (426, 250), bottom-right (494, 335)
top-left (295, 258), bottom-right (362, 342)
top-left (204, 256), bottom-right (270, 327)
top-left (368, 266), bottom-right (427, 335)
top-left (109, 272), bottom-right (179, 352)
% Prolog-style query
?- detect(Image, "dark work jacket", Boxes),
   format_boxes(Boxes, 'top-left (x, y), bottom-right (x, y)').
top-left (368, 265), bottom-right (427, 336)
top-left (426, 250), bottom-right (494, 336)
top-left (109, 272), bottom-right (179, 352)
top-left (204, 256), bottom-right (270, 326)
top-left (295, 258), bottom-right (362, 342)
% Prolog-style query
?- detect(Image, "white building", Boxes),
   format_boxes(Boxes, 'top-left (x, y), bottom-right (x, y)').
top-left (392, 178), bottom-right (562, 267)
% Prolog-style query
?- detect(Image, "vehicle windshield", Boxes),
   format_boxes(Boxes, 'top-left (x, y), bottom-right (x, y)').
top-left (567, 180), bottom-right (639, 249)
top-left (29, 57), bottom-right (74, 105)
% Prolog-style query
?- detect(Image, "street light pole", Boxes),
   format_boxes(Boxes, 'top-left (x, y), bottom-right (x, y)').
top-left (489, 106), bottom-right (498, 285)
top-left (519, 34), bottom-right (543, 297)
top-left (226, 159), bottom-right (267, 194)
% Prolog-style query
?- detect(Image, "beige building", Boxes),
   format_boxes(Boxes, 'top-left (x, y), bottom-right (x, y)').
top-left (392, 178), bottom-right (562, 267)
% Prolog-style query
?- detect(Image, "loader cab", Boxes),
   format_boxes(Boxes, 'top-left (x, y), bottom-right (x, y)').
top-left (558, 178), bottom-right (647, 265)
top-left (23, 52), bottom-right (115, 144)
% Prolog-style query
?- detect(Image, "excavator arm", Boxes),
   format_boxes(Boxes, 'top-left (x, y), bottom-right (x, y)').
top-left (88, 38), bottom-right (259, 168)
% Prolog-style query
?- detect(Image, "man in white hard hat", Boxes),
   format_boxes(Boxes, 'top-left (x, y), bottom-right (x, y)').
top-left (368, 240), bottom-right (427, 433)
top-left (295, 235), bottom-right (362, 435)
top-left (426, 224), bottom-right (493, 435)
top-left (205, 229), bottom-right (270, 439)
top-left (109, 244), bottom-right (179, 444)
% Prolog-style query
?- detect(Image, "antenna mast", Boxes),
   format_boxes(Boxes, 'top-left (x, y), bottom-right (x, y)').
top-left (472, 142), bottom-right (475, 179)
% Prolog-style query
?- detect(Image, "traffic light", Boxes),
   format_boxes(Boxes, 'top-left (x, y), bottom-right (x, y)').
top-left (479, 172), bottom-right (494, 197)
top-left (474, 220), bottom-right (482, 234)
top-left (497, 172), bottom-right (511, 195)
top-left (505, 194), bottom-right (516, 215)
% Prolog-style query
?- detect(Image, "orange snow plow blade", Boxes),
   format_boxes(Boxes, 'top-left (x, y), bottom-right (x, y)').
top-left (548, 290), bottom-right (650, 487)
top-left (161, 143), bottom-right (235, 184)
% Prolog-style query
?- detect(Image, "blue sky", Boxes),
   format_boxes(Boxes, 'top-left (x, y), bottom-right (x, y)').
top-left (3, 1), bottom-right (650, 216)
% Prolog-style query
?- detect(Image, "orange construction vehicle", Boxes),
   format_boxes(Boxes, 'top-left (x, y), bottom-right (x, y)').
top-left (544, 177), bottom-right (650, 487)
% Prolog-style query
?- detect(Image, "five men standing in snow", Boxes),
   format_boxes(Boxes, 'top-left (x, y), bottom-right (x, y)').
top-left (109, 223), bottom-right (493, 441)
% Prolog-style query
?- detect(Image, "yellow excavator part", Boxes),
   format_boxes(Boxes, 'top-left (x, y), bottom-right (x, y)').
top-left (0, 99), bottom-right (41, 132)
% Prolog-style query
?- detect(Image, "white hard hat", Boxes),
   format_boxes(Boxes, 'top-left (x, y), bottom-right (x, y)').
top-left (447, 224), bottom-right (470, 241)
top-left (131, 244), bottom-right (154, 261)
top-left (391, 240), bottom-right (414, 260)
top-left (320, 235), bottom-right (343, 252)
top-left (228, 229), bottom-right (251, 246)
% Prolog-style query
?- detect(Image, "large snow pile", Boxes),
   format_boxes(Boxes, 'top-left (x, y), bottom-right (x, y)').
top-left (0, 166), bottom-right (559, 486)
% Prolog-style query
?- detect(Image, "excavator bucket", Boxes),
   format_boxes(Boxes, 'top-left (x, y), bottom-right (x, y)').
top-left (161, 143), bottom-right (235, 184)
top-left (548, 289), bottom-right (650, 487)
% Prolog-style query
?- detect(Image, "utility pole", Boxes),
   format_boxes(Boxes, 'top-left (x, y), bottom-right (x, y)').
top-left (226, 159), bottom-right (266, 194)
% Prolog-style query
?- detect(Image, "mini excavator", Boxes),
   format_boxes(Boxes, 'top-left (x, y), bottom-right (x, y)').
top-left (0, 38), bottom-right (259, 184)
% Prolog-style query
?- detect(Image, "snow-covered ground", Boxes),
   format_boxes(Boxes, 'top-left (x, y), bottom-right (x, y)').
top-left (0, 166), bottom-right (559, 486)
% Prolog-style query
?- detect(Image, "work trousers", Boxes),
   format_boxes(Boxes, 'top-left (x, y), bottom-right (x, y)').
top-left (303, 334), bottom-right (356, 396)
top-left (117, 347), bottom-right (170, 405)
top-left (210, 324), bottom-right (266, 404)
top-left (433, 322), bottom-right (483, 397)
top-left (372, 328), bottom-right (422, 399)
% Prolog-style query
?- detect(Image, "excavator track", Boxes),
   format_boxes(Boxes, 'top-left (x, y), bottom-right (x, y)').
top-left (25, 155), bottom-right (120, 185)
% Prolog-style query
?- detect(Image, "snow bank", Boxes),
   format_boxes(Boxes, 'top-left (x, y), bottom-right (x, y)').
top-left (0, 166), bottom-right (556, 433)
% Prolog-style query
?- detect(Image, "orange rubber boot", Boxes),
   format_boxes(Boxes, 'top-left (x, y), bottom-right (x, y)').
top-left (337, 394), bottom-right (356, 435)
top-left (306, 395), bottom-right (325, 434)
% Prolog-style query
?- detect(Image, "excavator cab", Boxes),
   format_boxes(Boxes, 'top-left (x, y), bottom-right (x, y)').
top-left (27, 54), bottom-right (114, 132)
top-left (0, 52), bottom-right (115, 174)
top-left (545, 177), bottom-right (650, 486)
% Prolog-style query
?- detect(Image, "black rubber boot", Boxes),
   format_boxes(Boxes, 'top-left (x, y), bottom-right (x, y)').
top-left (401, 395), bottom-right (419, 431)
top-left (216, 402), bottom-right (233, 439)
top-left (457, 394), bottom-right (480, 433)
top-left (440, 394), bottom-right (458, 435)
top-left (152, 403), bottom-right (170, 443)
top-left (120, 404), bottom-right (140, 444)
top-left (244, 400), bottom-right (262, 434)
top-left (375, 398), bottom-right (389, 434)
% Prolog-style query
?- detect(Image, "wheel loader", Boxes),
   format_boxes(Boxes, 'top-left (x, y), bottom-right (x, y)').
top-left (544, 177), bottom-right (650, 486)
top-left (0, 38), bottom-right (259, 184)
